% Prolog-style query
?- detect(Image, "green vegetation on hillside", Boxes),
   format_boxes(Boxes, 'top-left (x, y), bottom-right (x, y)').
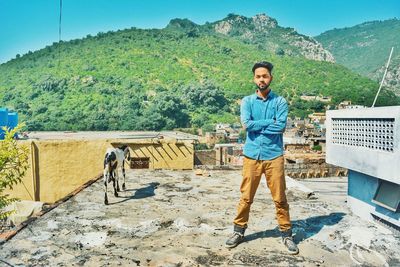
top-left (1, 16), bottom-right (399, 131)
top-left (316, 19), bottom-right (400, 91)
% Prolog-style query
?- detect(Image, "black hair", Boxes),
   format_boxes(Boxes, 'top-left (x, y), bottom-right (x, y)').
top-left (252, 61), bottom-right (274, 74)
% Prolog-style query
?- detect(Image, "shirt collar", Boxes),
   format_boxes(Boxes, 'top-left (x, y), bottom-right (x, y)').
top-left (255, 89), bottom-right (273, 101)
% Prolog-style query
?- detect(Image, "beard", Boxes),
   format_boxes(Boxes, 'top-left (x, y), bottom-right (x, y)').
top-left (257, 81), bottom-right (271, 91)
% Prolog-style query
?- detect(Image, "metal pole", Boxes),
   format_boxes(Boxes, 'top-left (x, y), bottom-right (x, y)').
top-left (58, 0), bottom-right (62, 68)
top-left (372, 47), bottom-right (394, 107)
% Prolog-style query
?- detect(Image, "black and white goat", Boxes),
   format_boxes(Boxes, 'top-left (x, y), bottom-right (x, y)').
top-left (103, 145), bottom-right (131, 205)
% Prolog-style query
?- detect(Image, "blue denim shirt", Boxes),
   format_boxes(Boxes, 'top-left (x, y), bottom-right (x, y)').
top-left (241, 90), bottom-right (288, 160)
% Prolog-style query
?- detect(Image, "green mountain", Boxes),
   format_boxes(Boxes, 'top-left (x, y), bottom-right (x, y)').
top-left (0, 14), bottom-right (399, 131)
top-left (315, 19), bottom-right (400, 94)
top-left (168, 13), bottom-right (335, 62)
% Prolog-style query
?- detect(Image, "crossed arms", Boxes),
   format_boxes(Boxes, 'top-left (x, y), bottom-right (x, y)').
top-left (240, 97), bottom-right (288, 134)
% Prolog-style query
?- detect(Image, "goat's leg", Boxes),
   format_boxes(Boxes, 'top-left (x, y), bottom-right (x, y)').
top-left (122, 162), bottom-right (126, 190)
top-left (104, 173), bottom-right (109, 205)
top-left (112, 171), bottom-right (118, 197)
top-left (115, 169), bottom-right (121, 192)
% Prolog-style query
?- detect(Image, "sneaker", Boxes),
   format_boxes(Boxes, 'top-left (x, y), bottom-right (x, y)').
top-left (225, 225), bottom-right (245, 248)
top-left (282, 236), bottom-right (299, 255)
top-left (225, 231), bottom-right (244, 248)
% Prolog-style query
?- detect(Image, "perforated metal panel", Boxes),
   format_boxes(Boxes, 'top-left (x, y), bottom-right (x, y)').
top-left (332, 118), bottom-right (395, 152)
top-left (326, 106), bottom-right (400, 184)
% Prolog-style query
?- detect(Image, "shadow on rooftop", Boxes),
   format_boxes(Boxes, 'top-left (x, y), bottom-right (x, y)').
top-left (243, 212), bottom-right (346, 244)
top-left (108, 182), bottom-right (160, 205)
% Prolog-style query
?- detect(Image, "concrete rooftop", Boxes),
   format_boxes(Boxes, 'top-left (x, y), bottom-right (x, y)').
top-left (1, 169), bottom-right (399, 266)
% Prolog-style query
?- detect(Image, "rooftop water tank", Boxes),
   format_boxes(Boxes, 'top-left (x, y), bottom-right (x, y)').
top-left (7, 112), bottom-right (18, 130)
top-left (0, 108), bottom-right (8, 140)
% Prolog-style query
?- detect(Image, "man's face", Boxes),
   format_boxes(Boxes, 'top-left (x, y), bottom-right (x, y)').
top-left (253, 67), bottom-right (273, 91)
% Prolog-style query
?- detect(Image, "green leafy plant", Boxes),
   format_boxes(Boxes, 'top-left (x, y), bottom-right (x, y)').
top-left (0, 125), bottom-right (29, 219)
top-left (312, 144), bottom-right (322, 151)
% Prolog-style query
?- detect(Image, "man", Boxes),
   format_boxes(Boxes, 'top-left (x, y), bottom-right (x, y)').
top-left (225, 61), bottom-right (299, 255)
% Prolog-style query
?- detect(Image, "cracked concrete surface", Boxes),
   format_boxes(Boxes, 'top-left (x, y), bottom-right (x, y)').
top-left (1, 170), bottom-right (399, 266)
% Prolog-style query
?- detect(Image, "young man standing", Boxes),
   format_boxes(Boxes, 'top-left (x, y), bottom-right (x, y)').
top-left (225, 61), bottom-right (299, 255)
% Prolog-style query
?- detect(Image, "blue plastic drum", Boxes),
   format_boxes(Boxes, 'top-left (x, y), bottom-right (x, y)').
top-left (7, 112), bottom-right (18, 130)
top-left (0, 108), bottom-right (8, 140)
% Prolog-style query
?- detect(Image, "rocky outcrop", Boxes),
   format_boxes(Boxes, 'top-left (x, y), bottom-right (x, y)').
top-left (214, 20), bottom-right (233, 35)
top-left (289, 35), bottom-right (335, 62)
top-left (373, 57), bottom-right (400, 95)
top-left (212, 13), bottom-right (334, 62)
top-left (252, 13), bottom-right (278, 30)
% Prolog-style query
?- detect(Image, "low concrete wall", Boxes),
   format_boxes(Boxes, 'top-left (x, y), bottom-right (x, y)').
top-left (35, 140), bottom-right (111, 203)
top-left (6, 138), bottom-right (194, 203)
top-left (5, 139), bottom-right (113, 203)
top-left (194, 150), bottom-right (216, 166)
top-left (285, 162), bottom-right (347, 178)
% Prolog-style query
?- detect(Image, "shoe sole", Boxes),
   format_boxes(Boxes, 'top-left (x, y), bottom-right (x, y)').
top-left (287, 248), bottom-right (299, 255)
top-left (225, 243), bottom-right (240, 248)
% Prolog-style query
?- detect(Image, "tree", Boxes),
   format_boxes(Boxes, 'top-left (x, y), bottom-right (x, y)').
top-left (136, 112), bottom-right (166, 131)
top-left (140, 92), bottom-right (190, 130)
top-left (0, 125), bottom-right (29, 219)
top-left (182, 81), bottom-right (228, 113)
top-left (191, 111), bottom-right (210, 128)
top-left (308, 100), bottom-right (325, 112)
top-left (275, 48), bottom-right (285, 56)
top-left (201, 123), bottom-right (215, 133)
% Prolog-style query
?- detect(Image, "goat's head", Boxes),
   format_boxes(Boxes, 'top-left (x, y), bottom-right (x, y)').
top-left (119, 145), bottom-right (131, 161)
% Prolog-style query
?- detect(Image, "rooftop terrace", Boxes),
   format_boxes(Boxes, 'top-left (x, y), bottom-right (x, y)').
top-left (1, 169), bottom-right (399, 266)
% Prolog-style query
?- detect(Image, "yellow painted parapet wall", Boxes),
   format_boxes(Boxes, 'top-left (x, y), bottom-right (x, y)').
top-left (6, 138), bottom-right (194, 203)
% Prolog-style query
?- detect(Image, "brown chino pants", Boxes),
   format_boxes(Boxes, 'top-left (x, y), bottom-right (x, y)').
top-left (233, 155), bottom-right (291, 231)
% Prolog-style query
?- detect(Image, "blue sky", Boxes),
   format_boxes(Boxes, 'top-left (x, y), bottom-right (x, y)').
top-left (1, 0), bottom-right (399, 64)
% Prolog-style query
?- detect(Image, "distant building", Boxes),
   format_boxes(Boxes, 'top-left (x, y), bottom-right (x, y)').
top-left (208, 123), bottom-right (242, 144)
top-left (300, 95), bottom-right (332, 102)
top-left (308, 112), bottom-right (326, 124)
top-left (284, 143), bottom-right (311, 152)
top-left (346, 105), bottom-right (366, 109)
top-left (215, 123), bottom-right (231, 133)
top-left (202, 131), bottom-right (226, 146)
top-left (338, 100), bottom-right (366, 110)
top-left (338, 101), bottom-right (352, 109)
top-left (286, 118), bottom-right (295, 129)
top-left (214, 143), bottom-right (244, 166)
top-left (226, 132), bottom-right (239, 143)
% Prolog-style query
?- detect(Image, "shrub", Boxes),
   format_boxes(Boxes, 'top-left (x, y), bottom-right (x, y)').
top-left (0, 125), bottom-right (29, 219)
top-left (312, 144), bottom-right (322, 151)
